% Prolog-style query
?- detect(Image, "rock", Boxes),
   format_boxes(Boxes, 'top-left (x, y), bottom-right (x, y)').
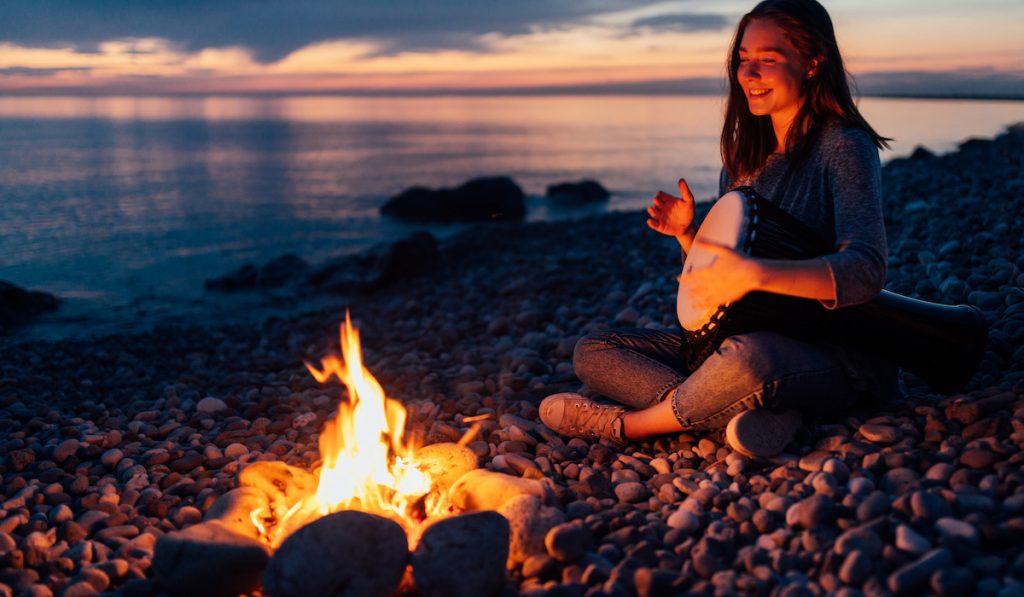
top-left (204, 254), bottom-right (308, 292)
top-left (153, 520), bottom-right (270, 597)
top-left (691, 537), bottom-right (731, 578)
top-left (498, 494), bottom-right (566, 566)
top-left (959, 448), bottom-right (997, 469)
top-left (308, 232), bottom-right (441, 292)
top-left (934, 517), bottom-right (979, 545)
top-left (196, 397), bottom-right (228, 415)
top-left (238, 461), bottom-right (317, 512)
top-left (839, 549), bottom-right (871, 585)
top-left (0, 280), bottom-right (59, 333)
top-left (880, 468), bottom-right (920, 494)
top-left (859, 423), bottom-right (901, 443)
top-left (545, 180), bottom-right (610, 203)
top-left (263, 511), bottom-right (408, 597)
top-left (895, 524), bottom-right (931, 555)
top-left (448, 469), bottom-right (554, 512)
top-left (204, 487), bottom-right (271, 540)
top-left (667, 509), bottom-right (701, 534)
top-left (412, 511), bottom-right (509, 597)
top-left (614, 481), bottom-right (648, 503)
top-left (785, 494), bottom-right (835, 529)
top-left (54, 439), bottom-right (80, 463)
top-left (545, 521), bottom-right (590, 563)
top-left (888, 548), bottom-right (954, 594)
top-left (381, 177), bottom-right (525, 221)
top-left (414, 442), bottom-right (479, 498)
top-left (930, 566), bottom-right (976, 596)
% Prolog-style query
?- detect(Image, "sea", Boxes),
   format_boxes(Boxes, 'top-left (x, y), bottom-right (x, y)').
top-left (1, 95), bottom-right (1021, 340)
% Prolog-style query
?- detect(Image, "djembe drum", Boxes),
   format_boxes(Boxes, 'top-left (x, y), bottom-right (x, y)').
top-left (678, 186), bottom-right (987, 393)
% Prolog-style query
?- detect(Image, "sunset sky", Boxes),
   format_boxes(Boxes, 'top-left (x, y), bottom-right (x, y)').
top-left (1, 0), bottom-right (1023, 97)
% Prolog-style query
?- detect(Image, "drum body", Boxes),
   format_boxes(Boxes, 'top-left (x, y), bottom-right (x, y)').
top-left (677, 186), bottom-right (988, 392)
top-left (679, 186), bottom-right (833, 371)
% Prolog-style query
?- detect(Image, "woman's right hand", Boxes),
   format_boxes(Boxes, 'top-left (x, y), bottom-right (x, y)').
top-left (647, 178), bottom-right (696, 240)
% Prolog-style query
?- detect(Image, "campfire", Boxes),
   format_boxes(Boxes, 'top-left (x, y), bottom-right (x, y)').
top-left (151, 312), bottom-right (568, 597)
top-left (252, 312), bottom-right (449, 548)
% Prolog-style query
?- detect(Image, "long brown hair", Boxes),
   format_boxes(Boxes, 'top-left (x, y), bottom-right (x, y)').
top-left (721, 0), bottom-right (890, 182)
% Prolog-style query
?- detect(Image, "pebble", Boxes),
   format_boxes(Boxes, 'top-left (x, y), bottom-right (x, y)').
top-left (666, 509), bottom-right (701, 534)
top-left (196, 397), bottom-right (228, 414)
top-left (930, 566), bottom-right (977, 596)
top-left (545, 521), bottom-right (589, 563)
top-left (895, 524), bottom-right (931, 555)
top-left (935, 517), bottom-right (980, 545)
top-left (859, 424), bottom-right (902, 443)
top-left (54, 439), bottom-right (80, 463)
top-left (888, 548), bottom-right (954, 594)
top-left (613, 482), bottom-right (648, 504)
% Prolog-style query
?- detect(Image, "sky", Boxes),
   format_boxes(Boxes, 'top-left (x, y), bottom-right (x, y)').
top-left (1, 0), bottom-right (1023, 97)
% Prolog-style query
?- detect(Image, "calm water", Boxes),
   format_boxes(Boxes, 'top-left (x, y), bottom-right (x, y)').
top-left (0, 95), bottom-right (1021, 339)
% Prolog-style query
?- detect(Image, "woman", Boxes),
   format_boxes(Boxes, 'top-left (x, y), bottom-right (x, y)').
top-left (539, 0), bottom-right (897, 458)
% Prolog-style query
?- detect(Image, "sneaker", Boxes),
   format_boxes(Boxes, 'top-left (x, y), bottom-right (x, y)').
top-left (725, 408), bottom-right (802, 459)
top-left (539, 393), bottom-right (626, 444)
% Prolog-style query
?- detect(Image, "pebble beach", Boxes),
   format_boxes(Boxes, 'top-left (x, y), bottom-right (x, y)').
top-left (1, 123), bottom-right (1023, 596)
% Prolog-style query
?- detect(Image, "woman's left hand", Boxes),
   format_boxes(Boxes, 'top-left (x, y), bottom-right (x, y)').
top-left (678, 238), bottom-right (763, 312)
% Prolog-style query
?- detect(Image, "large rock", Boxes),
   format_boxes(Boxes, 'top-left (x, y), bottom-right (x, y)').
top-left (497, 495), bottom-right (566, 566)
top-left (381, 177), bottom-right (525, 221)
top-left (448, 469), bottom-right (555, 512)
top-left (309, 232), bottom-right (440, 292)
top-left (412, 512), bottom-right (509, 597)
top-left (0, 280), bottom-right (59, 333)
top-left (262, 510), bottom-right (408, 597)
top-left (152, 520), bottom-right (270, 597)
top-left (545, 179), bottom-right (609, 203)
top-left (204, 254), bottom-right (308, 292)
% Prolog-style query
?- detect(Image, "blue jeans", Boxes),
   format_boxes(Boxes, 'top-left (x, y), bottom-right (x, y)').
top-left (573, 328), bottom-right (874, 432)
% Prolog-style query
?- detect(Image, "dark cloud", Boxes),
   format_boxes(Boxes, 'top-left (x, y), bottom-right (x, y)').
top-left (0, 66), bottom-right (90, 77)
top-left (631, 13), bottom-right (732, 32)
top-left (0, 0), bottom-right (671, 62)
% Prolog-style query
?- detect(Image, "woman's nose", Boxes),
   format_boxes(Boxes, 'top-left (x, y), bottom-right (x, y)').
top-left (739, 62), bottom-right (758, 80)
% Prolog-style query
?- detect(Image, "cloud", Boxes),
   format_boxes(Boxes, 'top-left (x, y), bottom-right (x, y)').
top-left (631, 13), bottom-right (732, 33)
top-left (0, 0), bottom-right (673, 63)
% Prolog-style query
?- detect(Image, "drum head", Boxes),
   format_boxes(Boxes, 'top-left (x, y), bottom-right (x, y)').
top-left (678, 191), bottom-right (749, 330)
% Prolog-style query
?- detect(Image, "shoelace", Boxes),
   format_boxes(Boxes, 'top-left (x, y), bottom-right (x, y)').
top-left (568, 402), bottom-right (623, 441)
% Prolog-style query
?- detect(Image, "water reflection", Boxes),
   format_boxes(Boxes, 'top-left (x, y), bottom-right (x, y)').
top-left (0, 94), bottom-right (1020, 339)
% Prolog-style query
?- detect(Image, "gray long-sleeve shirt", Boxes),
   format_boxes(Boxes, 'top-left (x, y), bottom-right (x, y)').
top-left (717, 119), bottom-right (898, 401)
top-left (718, 119), bottom-right (888, 309)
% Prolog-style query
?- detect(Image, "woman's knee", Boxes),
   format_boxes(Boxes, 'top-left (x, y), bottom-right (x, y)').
top-left (572, 331), bottom-right (615, 375)
top-left (709, 332), bottom-right (785, 383)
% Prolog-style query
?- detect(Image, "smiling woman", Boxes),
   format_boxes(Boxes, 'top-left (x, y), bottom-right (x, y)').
top-left (539, 0), bottom-right (905, 459)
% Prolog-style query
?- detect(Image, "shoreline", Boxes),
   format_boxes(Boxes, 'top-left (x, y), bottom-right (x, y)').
top-left (0, 124), bottom-right (1022, 595)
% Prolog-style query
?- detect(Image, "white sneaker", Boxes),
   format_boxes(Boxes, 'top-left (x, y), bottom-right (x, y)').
top-left (725, 409), bottom-right (802, 459)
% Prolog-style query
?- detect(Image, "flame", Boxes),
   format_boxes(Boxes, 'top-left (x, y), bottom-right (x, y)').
top-left (263, 312), bottom-right (442, 547)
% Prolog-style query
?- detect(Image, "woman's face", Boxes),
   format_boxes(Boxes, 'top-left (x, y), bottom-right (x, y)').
top-left (737, 18), bottom-right (811, 126)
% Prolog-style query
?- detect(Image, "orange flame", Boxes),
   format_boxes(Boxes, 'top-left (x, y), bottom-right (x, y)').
top-left (264, 312), bottom-right (441, 546)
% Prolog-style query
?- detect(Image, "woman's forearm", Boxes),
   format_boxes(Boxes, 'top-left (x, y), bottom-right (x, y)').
top-left (676, 226), bottom-right (696, 257)
top-left (753, 257), bottom-right (836, 302)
